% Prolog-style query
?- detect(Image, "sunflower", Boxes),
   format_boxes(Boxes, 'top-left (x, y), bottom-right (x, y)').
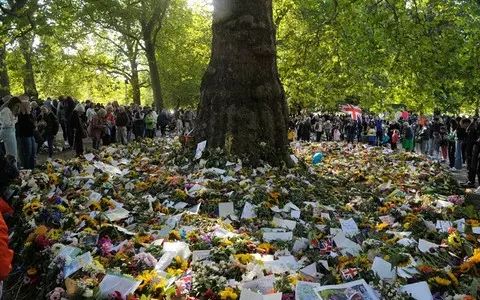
top-left (459, 262), bottom-right (472, 273)
top-left (137, 270), bottom-right (157, 291)
top-left (257, 243), bottom-right (274, 254)
top-left (375, 222), bottom-right (389, 231)
top-left (234, 254), bottom-right (254, 265)
top-left (429, 276), bottom-right (451, 286)
top-left (447, 271), bottom-right (459, 286)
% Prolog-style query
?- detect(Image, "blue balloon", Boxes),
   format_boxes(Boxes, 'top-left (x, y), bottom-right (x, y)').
top-left (312, 152), bottom-right (323, 165)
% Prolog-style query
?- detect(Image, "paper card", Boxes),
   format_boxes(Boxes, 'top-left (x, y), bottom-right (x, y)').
top-left (313, 279), bottom-right (379, 300)
top-left (104, 207), bottom-right (130, 221)
top-left (340, 218), bottom-right (359, 236)
top-left (111, 240), bottom-right (128, 253)
top-left (273, 217), bottom-right (297, 230)
top-left (179, 226), bottom-right (197, 235)
top-left (319, 260), bottom-right (329, 270)
top-left (330, 228), bottom-right (343, 236)
top-left (301, 263), bottom-right (317, 277)
top-left (400, 282), bottom-right (433, 300)
top-left (241, 202), bottom-right (257, 219)
top-left (89, 191), bottom-right (102, 201)
top-left (264, 256), bottom-right (301, 273)
top-left (332, 231), bottom-right (362, 256)
top-left (195, 141), bottom-right (207, 160)
top-left (397, 238), bottom-right (416, 247)
top-left (186, 203), bottom-right (201, 214)
top-left (165, 213), bottom-right (183, 228)
top-left (285, 202), bottom-right (300, 211)
top-left (291, 210), bottom-right (301, 219)
top-left (289, 154), bottom-right (299, 165)
top-left (320, 213), bottom-right (330, 220)
top-left (192, 250), bottom-right (211, 262)
top-left (472, 227), bottom-right (480, 234)
top-left (270, 206), bottom-right (283, 213)
top-left (98, 273), bottom-right (141, 299)
top-left (418, 239), bottom-right (439, 253)
top-left (64, 252), bottom-right (93, 277)
top-left (240, 289), bottom-right (282, 300)
top-left (295, 281), bottom-right (321, 300)
top-left (242, 275), bottom-right (276, 294)
top-left (456, 218), bottom-right (466, 233)
top-left (436, 220), bottom-right (453, 233)
top-left (84, 153), bottom-right (95, 161)
top-left (423, 220), bottom-right (437, 231)
top-left (263, 231), bottom-right (293, 242)
top-left (213, 227), bottom-right (236, 238)
top-left (154, 251), bottom-right (175, 271)
top-left (379, 215), bottom-right (395, 225)
top-left (292, 238), bottom-right (309, 253)
top-left (252, 254), bottom-right (275, 262)
top-left (219, 202), bottom-right (235, 218)
top-left (386, 231), bottom-right (412, 237)
top-left (436, 200), bottom-right (453, 208)
top-left (81, 234), bottom-right (99, 246)
top-left (371, 257), bottom-right (395, 280)
top-left (173, 202), bottom-right (189, 210)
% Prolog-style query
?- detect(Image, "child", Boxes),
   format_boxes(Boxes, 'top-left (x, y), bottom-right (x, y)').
top-left (391, 129), bottom-right (400, 150)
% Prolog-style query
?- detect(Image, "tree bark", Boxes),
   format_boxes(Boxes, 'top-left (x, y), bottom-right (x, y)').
top-left (19, 35), bottom-right (38, 98)
top-left (129, 58), bottom-right (141, 105)
top-left (0, 42), bottom-right (10, 98)
top-left (195, 0), bottom-right (290, 165)
top-left (144, 39), bottom-right (163, 110)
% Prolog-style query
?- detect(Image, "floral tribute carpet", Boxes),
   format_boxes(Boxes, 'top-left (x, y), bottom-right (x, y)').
top-left (3, 139), bottom-right (477, 300)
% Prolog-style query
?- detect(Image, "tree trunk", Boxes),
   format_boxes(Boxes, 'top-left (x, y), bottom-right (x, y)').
top-left (144, 40), bottom-right (163, 111)
top-left (19, 35), bottom-right (38, 98)
top-left (130, 58), bottom-right (141, 105)
top-left (0, 42), bottom-right (10, 98)
top-left (195, 0), bottom-right (290, 165)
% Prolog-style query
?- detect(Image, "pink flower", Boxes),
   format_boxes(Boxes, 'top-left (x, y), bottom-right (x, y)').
top-left (50, 292), bottom-right (61, 300)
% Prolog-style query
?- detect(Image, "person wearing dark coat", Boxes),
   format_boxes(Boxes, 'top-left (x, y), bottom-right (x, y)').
top-left (68, 104), bottom-right (86, 157)
top-left (157, 109), bottom-right (170, 137)
top-left (17, 101), bottom-right (36, 169)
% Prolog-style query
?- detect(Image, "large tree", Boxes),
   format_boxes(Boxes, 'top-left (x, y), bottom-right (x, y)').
top-left (195, 0), bottom-right (290, 164)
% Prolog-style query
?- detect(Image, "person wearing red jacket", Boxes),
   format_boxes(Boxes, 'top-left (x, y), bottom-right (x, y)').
top-left (0, 197), bottom-right (14, 298)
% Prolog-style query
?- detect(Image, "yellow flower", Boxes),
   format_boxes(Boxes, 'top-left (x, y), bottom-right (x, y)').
top-left (257, 243), bottom-right (273, 254)
top-left (27, 268), bottom-right (37, 276)
top-left (448, 231), bottom-right (462, 248)
top-left (288, 274), bottom-right (300, 286)
top-left (447, 271), bottom-right (459, 286)
top-left (175, 256), bottom-right (182, 265)
top-left (169, 230), bottom-right (181, 240)
top-left (234, 254), bottom-right (254, 265)
top-left (469, 249), bottom-right (480, 264)
top-left (220, 239), bottom-right (233, 247)
top-left (137, 270), bottom-right (157, 291)
top-left (460, 262), bottom-right (472, 273)
top-left (219, 287), bottom-right (238, 300)
top-left (375, 223), bottom-right (389, 231)
top-left (429, 276), bottom-right (451, 286)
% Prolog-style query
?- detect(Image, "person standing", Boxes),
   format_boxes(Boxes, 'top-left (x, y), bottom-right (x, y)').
top-left (157, 109), bottom-right (170, 137)
top-left (324, 120), bottom-right (332, 141)
top-left (39, 105), bottom-right (59, 159)
top-left (133, 108), bottom-right (145, 139)
top-left (64, 96), bottom-right (76, 148)
top-left (17, 101), bottom-right (36, 169)
top-left (86, 102), bottom-right (96, 125)
top-left (115, 106), bottom-right (130, 145)
top-left (56, 96), bottom-right (69, 148)
top-left (0, 97), bottom-right (21, 165)
top-left (88, 108), bottom-right (107, 150)
top-left (314, 118), bottom-right (323, 142)
top-left (68, 104), bottom-right (86, 157)
top-left (456, 119), bottom-right (470, 169)
top-left (144, 109), bottom-right (157, 139)
top-left (104, 105), bottom-right (116, 145)
top-left (447, 119), bottom-right (458, 170)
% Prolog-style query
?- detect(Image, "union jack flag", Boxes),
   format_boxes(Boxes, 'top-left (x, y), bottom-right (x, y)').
top-left (181, 270), bottom-right (193, 292)
top-left (319, 239), bottom-right (333, 254)
top-left (341, 268), bottom-right (359, 280)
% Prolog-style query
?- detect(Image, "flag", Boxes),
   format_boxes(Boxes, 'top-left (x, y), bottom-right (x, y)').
top-left (341, 268), bottom-right (359, 280)
top-left (341, 104), bottom-right (362, 121)
top-left (181, 270), bottom-right (192, 292)
top-left (319, 239), bottom-right (333, 255)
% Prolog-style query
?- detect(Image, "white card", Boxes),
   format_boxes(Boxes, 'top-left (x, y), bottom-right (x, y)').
top-left (400, 282), bottom-right (433, 300)
top-left (435, 220), bottom-right (453, 233)
top-left (241, 202), bottom-right (257, 219)
top-left (219, 202), bottom-right (235, 218)
top-left (340, 218), bottom-right (359, 236)
top-left (371, 257), bottom-right (395, 279)
top-left (473, 227), bottom-right (480, 234)
top-left (273, 217), bottom-right (297, 230)
top-left (195, 141), bottom-right (207, 160)
top-left (418, 239), bottom-right (439, 253)
top-left (98, 273), bottom-right (141, 299)
top-left (263, 231), bottom-right (293, 242)
top-left (291, 210), bottom-right (301, 219)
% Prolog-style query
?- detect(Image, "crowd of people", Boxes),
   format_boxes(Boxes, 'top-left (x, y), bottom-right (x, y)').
top-left (0, 95), bottom-right (196, 170)
top-left (291, 113), bottom-right (480, 187)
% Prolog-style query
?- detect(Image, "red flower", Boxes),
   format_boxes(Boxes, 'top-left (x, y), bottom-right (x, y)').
top-left (204, 289), bottom-right (217, 300)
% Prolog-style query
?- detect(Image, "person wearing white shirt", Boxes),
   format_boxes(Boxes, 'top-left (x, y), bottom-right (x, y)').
top-left (86, 103), bottom-right (96, 124)
top-left (0, 97), bottom-right (22, 164)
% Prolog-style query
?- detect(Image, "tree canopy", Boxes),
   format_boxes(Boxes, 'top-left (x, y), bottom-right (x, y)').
top-left (1, 0), bottom-right (479, 113)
